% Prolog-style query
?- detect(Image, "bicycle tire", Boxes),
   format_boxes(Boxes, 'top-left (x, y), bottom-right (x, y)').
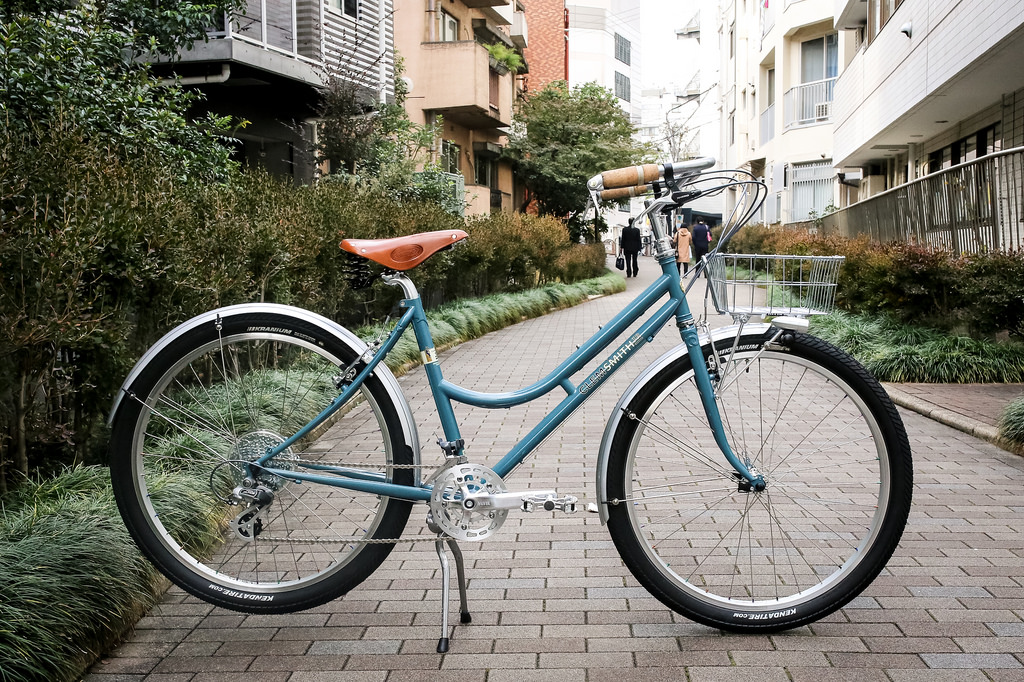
top-left (109, 310), bottom-right (415, 613)
top-left (605, 329), bottom-right (912, 631)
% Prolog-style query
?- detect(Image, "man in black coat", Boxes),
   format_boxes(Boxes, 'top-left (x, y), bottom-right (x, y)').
top-left (619, 218), bottom-right (642, 278)
top-left (692, 220), bottom-right (712, 276)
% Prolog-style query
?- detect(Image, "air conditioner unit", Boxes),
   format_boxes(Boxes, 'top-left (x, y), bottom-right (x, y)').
top-left (814, 102), bottom-right (832, 119)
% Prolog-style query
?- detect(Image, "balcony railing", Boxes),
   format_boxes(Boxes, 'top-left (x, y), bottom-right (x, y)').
top-left (783, 77), bottom-right (836, 129)
top-left (822, 147), bottom-right (1024, 254)
top-left (760, 0), bottom-right (775, 37)
top-left (760, 103), bottom-right (775, 145)
top-left (212, 0), bottom-right (299, 56)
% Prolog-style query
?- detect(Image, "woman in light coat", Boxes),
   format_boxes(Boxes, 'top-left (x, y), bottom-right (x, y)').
top-left (673, 225), bottom-right (692, 276)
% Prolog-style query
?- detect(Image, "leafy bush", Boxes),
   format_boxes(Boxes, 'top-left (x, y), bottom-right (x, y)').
top-left (0, 123), bottom-right (608, 486)
top-left (727, 225), bottom-right (1024, 340)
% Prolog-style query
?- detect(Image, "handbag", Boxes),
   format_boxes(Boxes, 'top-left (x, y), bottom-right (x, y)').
top-left (615, 255), bottom-right (625, 270)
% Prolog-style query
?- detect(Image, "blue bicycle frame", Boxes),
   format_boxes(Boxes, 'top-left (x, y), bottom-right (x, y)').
top-left (252, 201), bottom-right (764, 500)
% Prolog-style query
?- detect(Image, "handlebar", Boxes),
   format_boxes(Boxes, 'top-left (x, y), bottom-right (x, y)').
top-left (587, 157), bottom-right (716, 192)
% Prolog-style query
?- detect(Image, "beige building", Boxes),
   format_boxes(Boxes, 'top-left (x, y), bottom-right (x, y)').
top-left (720, 0), bottom-right (848, 226)
top-left (394, 0), bottom-right (528, 214)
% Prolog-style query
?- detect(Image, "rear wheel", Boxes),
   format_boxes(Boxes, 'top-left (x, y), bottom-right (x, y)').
top-left (606, 330), bottom-right (912, 631)
top-left (109, 311), bottom-right (414, 613)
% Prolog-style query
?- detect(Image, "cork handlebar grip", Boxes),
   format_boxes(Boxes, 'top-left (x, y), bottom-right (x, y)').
top-left (598, 184), bottom-right (651, 201)
top-left (599, 164), bottom-right (661, 190)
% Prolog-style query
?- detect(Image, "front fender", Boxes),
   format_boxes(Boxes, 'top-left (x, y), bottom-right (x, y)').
top-left (594, 322), bottom-right (770, 524)
top-left (108, 303), bottom-right (421, 469)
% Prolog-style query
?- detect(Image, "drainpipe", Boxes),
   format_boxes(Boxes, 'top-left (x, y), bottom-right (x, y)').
top-left (427, 0), bottom-right (437, 42)
top-left (158, 63), bottom-right (231, 87)
top-left (563, 8), bottom-right (569, 80)
top-left (379, 3), bottom-right (387, 103)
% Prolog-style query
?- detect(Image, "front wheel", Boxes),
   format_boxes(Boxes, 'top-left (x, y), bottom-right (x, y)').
top-left (605, 330), bottom-right (913, 631)
top-left (109, 310), bottom-right (415, 613)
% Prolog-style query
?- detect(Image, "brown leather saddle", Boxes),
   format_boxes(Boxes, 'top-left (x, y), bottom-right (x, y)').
top-left (340, 229), bottom-right (468, 271)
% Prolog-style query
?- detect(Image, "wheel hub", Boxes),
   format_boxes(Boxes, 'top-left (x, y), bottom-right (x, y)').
top-left (231, 430), bottom-right (296, 490)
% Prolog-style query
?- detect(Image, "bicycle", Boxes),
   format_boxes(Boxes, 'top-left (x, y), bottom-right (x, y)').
top-left (108, 158), bottom-right (913, 653)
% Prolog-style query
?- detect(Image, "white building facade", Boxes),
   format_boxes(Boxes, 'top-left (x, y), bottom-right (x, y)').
top-left (566, 0), bottom-right (643, 123)
top-left (638, 1), bottom-right (722, 223)
top-left (719, 0), bottom-right (848, 226)
top-left (832, 0), bottom-right (1024, 203)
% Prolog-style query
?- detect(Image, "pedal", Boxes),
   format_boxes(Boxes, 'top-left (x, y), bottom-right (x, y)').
top-left (521, 494), bottom-right (579, 514)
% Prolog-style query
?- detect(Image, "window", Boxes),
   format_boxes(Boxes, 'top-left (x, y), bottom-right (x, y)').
top-left (614, 71), bottom-right (631, 102)
top-left (728, 114), bottom-right (735, 145)
top-left (614, 33), bottom-right (631, 65)
top-left (489, 69), bottom-right (500, 109)
top-left (927, 123), bottom-right (1002, 173)
top-left (866, 0), bottom-right (905, 45)
top-left (474, 155), bottom-right (497, 188)
top-left (329, 0), bottom-right (358, 18)
top-left (729, 24), bottom-right (735, 59)
top-left (441, 140), bottom-right (461, 174)
top-left (790, 160), bottom-right (834, 222)
top-left (439, 9), bottom-right (458, 42)
top-left (800, 34), bottom-right (838, 83)
top-left (766, 68), bottom-right (775, 104)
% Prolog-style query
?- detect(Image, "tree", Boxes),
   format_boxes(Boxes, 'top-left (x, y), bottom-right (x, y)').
top-left (503, 81), bottom-right (653, 242)
top-left (1, 0), bottom-right (242, 179)
top-left (316, 57), bottom-right (462, 212)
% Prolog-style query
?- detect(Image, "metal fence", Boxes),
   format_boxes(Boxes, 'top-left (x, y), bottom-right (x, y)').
top-left (822, 147), bottom-right (1024, 253)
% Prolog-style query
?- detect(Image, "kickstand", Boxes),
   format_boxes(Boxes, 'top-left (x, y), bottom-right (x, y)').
top-left (433, 536), bottom-right (471, 653)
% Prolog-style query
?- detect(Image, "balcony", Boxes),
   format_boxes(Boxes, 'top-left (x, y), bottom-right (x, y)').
top-left (760, 103), bottom-right (775, 145)
top-left (419, 41), bottom-right (513, 129)
top-left (461, 0), bottom-right (511, 8)
top-left (511, 10), bottom-right (528, 48)
top-left (783, 77), bottom-right (836, 129)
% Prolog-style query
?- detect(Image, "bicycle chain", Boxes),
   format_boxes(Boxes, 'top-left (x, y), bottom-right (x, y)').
top-left (250, 457), bottom-right (449, 545)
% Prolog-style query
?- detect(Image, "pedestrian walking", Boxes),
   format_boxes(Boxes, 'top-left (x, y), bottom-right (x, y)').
top-left (692, 220), bottom-right (712, 275)
top-left (619, 218), bottom-right (642, 278)
top-left (673, 225), bottom-right (692, 276)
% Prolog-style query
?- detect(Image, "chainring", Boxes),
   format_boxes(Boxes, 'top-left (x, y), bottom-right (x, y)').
top-left (429, 461), bottom-right (508, 541)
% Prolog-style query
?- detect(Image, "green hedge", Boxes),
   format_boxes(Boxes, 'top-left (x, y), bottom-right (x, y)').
top-left (0, 128), bottom-right (607, 485)
top-left (726, 225), bottom-right (1024, 339)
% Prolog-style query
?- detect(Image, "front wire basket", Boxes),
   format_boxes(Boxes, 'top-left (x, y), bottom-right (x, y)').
top-left (705, 253), bottom-right (844, 318)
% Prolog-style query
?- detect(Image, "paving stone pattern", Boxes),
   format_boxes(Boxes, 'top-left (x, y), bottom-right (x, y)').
top-left (87, 256), bottom-right (1024, 681)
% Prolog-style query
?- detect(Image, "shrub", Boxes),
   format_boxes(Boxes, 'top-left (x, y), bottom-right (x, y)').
top-left (0, 127), bottom-right (609, 484)
top-left (727, 226), bottom-right (1024, 340)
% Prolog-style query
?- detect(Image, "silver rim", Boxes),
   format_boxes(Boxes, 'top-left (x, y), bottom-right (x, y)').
top-left (623, 349), bottom-right (890, 612)
top-left (128, 332), bottom-right (396, 593)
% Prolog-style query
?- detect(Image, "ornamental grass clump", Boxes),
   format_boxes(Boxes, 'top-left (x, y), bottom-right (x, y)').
top-left (810, 312), bottom-right (1024, 383)
top-left (998, 397), bottom-right (1024, 448)
top-left (0, 466), bottom-right (218, 682)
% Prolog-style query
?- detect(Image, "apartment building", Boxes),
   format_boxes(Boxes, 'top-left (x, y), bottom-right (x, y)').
top-left (638, 1), bottom-right (722, 224)
top-left (155, 0), bottom-right (395, 184)
top-left (832, 0), bottom-right (1024, 203)
top-left (720, 0), bottom-right (848, 226)
top-left (394, 0), bottom-right (527, 214)
top-left (566, 0), bottom-right (642, 123)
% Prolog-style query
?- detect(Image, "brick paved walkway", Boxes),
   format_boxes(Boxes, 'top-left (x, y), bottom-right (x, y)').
top-left (87, 255), bottom-right (1024, 681)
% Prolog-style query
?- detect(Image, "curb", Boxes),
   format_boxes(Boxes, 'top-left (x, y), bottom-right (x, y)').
top-left (882, 383), bottom-right (1023, 456)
